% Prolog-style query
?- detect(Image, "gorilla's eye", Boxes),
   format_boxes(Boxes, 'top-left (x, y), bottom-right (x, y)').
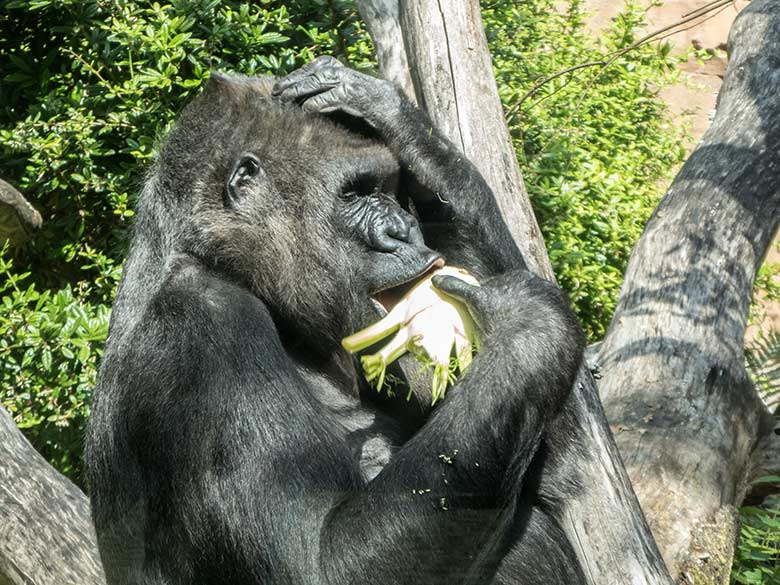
top-left (341, 173), bottom-right (381, 200)
top-left (226, 153), bottom-right (263, 205)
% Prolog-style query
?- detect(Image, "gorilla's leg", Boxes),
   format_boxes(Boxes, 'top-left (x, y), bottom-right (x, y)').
top-left (494, 506), bottom-right (587, 585)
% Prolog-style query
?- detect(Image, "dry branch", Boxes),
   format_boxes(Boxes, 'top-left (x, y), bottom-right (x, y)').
top-left (0, 406), bottom-right (106, 585)
top-left (594, 1), bottom-right (780, 579)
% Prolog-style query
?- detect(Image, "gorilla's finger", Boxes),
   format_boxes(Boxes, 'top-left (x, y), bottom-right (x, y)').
top-left (274, 76), bottom-right (339, 102)
top-left (433, 275), bottom-right (492, 333)
top-left (300, 90), bottom-right (363, 118)
top-left (310, 55), bottom-right (343, 69)
top-left (273, 56), bottom-right (342, 95)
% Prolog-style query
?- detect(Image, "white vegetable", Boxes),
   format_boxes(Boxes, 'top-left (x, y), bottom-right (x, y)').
top-left (341, 266), bottom-right (480, 404)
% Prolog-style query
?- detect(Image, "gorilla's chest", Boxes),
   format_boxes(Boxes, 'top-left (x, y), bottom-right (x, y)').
top-left (298, 366), bottom-right (403, 481)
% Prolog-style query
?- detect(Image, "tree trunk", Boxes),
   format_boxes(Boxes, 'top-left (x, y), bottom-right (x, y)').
top-left (0, 406), bottom-right (106, 585)
top-left (365, 0), bottom-right (780, 583)
top-left (397, 0), bottom-right (554, 279)
top-left (593, 2), bottom-right (780, 581)
top-left (355, 0), bottom-right (416, 102)
top-left (369, 2), bottom-right (673, 583)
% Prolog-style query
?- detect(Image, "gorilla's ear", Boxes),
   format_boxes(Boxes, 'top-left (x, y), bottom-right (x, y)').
top-left (225, 152), bottom-right (266, 207)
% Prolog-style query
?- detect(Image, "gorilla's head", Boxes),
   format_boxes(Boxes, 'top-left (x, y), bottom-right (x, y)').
top-left (143, 74), bottom-right (441, 350)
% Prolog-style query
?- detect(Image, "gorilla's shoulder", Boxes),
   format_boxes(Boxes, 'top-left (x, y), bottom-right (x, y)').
top-left (144, 256), bottom-right (275, 338)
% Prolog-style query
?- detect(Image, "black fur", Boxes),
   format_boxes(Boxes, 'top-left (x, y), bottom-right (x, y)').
top-left (86, 61), bottom-right (587, 585)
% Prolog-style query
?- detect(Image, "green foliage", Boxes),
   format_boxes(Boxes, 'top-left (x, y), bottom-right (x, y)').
top-left (732, 494), bottom-right (780, 583)
top-left (0, 245), bottom-right (115, 477)
top-left (484, 0), bottom-right (687, 338)
top-left (736, 341), bottom-right (780, 584)
top-left (746, 331), bottom-right (780, 401)
top-left (1, 0), bottom-right (686, 485)
top-left (750, 239), bottom-right (780, 326)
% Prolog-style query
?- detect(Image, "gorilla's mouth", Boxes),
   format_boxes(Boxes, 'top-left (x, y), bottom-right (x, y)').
top-left (371, 256), bottom-right (445, 314)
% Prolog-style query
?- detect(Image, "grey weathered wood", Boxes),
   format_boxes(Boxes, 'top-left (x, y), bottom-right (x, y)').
top-left (397, 0), bottom-right (554, 280)
top-left (747, 430), bottom-right (780, 505)
top-left (0, 406), bottom-right (106, 585)
top-left (0, 179), bottom-right (42, 249)
top-left (355, 0), bottom-right (416, 102)
top-left (386, 2), bottom-right (674, 583)
top-left (593, 1), bottom-right (780, 580)
top-left (542, 371), bottom-right (675, 585)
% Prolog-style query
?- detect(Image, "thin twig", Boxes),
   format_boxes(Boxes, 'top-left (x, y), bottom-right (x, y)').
top-left (574, 0), bottom-right (736, 106)
top-left (510, 0), bottom-right (736, 118)
top-left (516, 0), bottom-right (740, 183)
top-left (506, 61), bottom-right (607, 118)
top-left (62, 47), bottom-right (108, 84)
top-left (652, 3), bottom-right (735, 49)
top-left (682, 0), bottom-right (735, 19)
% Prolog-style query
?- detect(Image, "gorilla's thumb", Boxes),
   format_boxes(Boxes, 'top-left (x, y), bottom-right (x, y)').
top-left (432, 275), bottom-right (480, 305)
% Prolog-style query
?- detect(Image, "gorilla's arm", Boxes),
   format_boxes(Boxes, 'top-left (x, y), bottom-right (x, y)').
top-left (379, 95), bottom-right (524, 278)
top-left (323, 270), bottom-right (584, 584)
top-left (125, 262), bottom-right (581, 584)
top-left (273, 57), bottom-right (525, 278)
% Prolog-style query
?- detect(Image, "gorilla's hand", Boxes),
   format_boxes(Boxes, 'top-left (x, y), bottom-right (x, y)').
top-left (433, 271), bottom-right (580, 341)
top-left (432, 273), bottom-right (503, 336)
top-left (273, 56), bottom-right (400, 125)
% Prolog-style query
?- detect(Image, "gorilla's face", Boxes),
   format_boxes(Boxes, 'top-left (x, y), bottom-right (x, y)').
top-left (333, 161), bottom-right (444, 314)
top-left (174, 76), bottom-right (440, 348)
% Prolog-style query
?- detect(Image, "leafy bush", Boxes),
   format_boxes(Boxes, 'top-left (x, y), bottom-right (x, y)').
top-left (485, 0), bottom-right (686, 338)
top-left (739, 337), bottom-right (780, 585)
top-left (0, 0), bottom-right (685, 485)
top-left (0, 246), bottom-right (114, 475)
top-left (732, 496), bottom-right (780, 584)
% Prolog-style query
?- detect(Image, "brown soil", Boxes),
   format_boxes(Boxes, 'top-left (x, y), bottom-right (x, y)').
top-left (583, 0), bottom-right (777, 342)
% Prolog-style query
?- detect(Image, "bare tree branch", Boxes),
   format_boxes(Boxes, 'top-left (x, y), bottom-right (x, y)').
top-left (0, 406), bottom-right (106, 585)
top-left (0, 179), bottom-right (42, 249)
top-left (594, 1), bottom-right (780, 579)
top-left (355, 0), bottom-right (416, 102)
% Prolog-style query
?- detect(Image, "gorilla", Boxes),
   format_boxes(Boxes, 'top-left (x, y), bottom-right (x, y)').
top-left (86, 57), bottom-right (587, 585)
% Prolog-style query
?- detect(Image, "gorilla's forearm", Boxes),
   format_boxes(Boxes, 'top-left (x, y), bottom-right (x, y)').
top-left (322, 270), bottom-right (585, 583)
top-left (370, 90), bottom-right (527, 278)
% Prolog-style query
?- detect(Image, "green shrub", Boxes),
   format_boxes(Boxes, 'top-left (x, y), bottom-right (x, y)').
top-left (0, 0), bottom-right (685, 485)
top-left (739, 337), bottom-right (780, 585)
top-left (0, 246), bottom-right (115, 476)
top-left (485, 0), bottom-right (686, 338)
top-left (732, 496), bottom-right (780, 584)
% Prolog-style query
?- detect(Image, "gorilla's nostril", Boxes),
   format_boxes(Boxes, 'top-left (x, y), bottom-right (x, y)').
top-left (388, 218), bottom-right (411, 243)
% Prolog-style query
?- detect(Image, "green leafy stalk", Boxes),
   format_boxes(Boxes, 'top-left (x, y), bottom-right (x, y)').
top-left (360, 327), bottom-right (412, 392)
top-left (342, 267), bottom-right (480, 404)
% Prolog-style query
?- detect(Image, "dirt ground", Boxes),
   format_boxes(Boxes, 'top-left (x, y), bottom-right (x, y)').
top-left (583, 0), bottom-right (778, 341)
